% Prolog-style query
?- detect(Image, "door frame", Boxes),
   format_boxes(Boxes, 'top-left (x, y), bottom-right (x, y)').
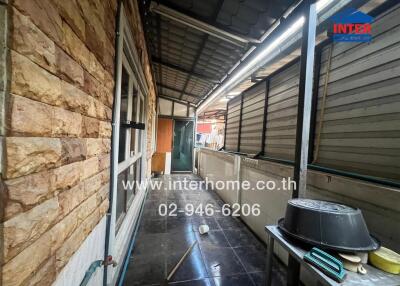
top-left (171, 119), bottom-right (195, 173)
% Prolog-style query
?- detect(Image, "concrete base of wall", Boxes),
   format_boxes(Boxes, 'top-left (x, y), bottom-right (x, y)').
top-left (198, 148), bottom-right (400, 285)
top-left (53, 216), bottom-right (107, 286)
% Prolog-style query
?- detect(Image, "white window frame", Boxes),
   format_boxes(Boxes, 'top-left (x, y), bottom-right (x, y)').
top-left (117, 55), bottom-right (143, 176)
top-left (115, 53), bottom-right (145, 229)
top-left (107, 4), bottom-right (150, 285)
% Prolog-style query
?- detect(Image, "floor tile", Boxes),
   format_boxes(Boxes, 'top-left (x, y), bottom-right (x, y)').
top-left (165, 231), bottom-right (197, 253)
top-left (216, 217), bottom-right (245, 230)
top-left (142, 207), bottom-right (165, 219)
top-left (122, 174), bottom-right (286, 286)
top-left (168, 199), bottom-right (187, 208)
top-left (140, 218), bottom-right (167, 234)
top-left (167, 216), bottom-right (193, 233)
top-left (124, 253), bottom-right (166, 286)
top-left (192, 217), bottom-right (220, 232)
top-left (249, 270), bottom-right (286, 286)
top-left (133, 233), bottom-right (167, 256)
top-left (166, 245), bottom-right (208, 282)
top-left (201, 246), bottom-right (246, 277)
top-left (233, 246), bottom-right (266, 273)
top-left (147, 190), bottom-right (167, 201)
top-left (168, 278), bottom-right (215, 286)
top-left (223, 229), bottom-right (263, 248)
top-left (213, 274), bottom-right (255, 286)
top-left (195, 230), bottom-right (230, 248)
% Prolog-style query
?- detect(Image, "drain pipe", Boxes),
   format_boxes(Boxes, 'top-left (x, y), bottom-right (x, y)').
top-left (103, 0), bottom-right (123, 285)
top-left (81, 258), bottom-right (117, 286)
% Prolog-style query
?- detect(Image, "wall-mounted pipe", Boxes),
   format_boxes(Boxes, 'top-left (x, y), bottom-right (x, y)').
top-left (103, 0), bottom-right (123, 285)
top-left (80, 260), bottom-right (103, 286)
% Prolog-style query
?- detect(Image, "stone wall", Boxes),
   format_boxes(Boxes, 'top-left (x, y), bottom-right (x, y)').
top-left (0, 0), bottom-right (117, 285)
top-left (0, 0), bottom-right (7, 171)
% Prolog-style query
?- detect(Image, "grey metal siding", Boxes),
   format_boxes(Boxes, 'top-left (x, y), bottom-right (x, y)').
top-left (312, 5), bottom-right (400, 181)
top-left (225, 96), bottom-right (241, 151)
top-left (264, 62), bottom-right (300, 160)
top-left (239, 82), bottom-right (266, 154)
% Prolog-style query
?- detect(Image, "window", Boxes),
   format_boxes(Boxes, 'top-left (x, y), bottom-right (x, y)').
top-left (159, 98), bottom-right (172, 115)
top-left (115, 53), bottom-right (145, 228)
top-left (189, 107), bottom-right (195, 117)
top-left (118, 66), bottom-right (129, 163)
top-left (158, 98), bottom-right (195, 118)
top-left (173, 102), bottom-right (187, 117)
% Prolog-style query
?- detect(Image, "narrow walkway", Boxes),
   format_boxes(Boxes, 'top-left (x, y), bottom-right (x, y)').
top-left (123, 174), bottom-right (286, 286)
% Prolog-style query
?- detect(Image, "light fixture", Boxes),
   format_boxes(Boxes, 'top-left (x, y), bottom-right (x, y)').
top-left (196, 0), bottom-right (336, 114)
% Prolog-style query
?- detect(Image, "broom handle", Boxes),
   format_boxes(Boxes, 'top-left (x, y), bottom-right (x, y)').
top-left (167, 241), bottom-right (198, 281)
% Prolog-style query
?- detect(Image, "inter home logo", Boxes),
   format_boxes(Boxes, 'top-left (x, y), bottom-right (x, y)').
top-left (330, 8), bottom-right (373, 42)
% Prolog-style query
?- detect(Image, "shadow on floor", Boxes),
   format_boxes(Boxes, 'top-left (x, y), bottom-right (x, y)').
top-left (122, 174), bottom-right (287, 286)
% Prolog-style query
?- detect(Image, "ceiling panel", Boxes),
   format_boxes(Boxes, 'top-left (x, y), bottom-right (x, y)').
top-left (142, 0), bottom-right (298, 106)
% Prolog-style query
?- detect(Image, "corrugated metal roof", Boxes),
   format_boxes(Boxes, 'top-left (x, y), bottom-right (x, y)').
top-left (142, 0), bottom-right (297, 105)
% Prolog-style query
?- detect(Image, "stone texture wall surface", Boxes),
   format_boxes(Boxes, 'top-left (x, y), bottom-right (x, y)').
top-left (1, 0), bottom-right (118, 285)
top-left (1, 0), bottom-right (157, 284)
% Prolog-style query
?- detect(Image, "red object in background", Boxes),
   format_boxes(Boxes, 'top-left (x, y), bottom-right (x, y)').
top-left (197, 123), bottom-right (212, 133)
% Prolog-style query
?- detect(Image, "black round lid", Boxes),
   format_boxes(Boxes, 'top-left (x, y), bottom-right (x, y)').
top-left (288, 199), bottom-right (357, 214)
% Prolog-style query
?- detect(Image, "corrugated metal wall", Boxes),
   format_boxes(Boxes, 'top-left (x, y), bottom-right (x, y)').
top-left (264, 62), bottom-right (300, 160)
top-left (240, 82), bottom-right (266, 154)
top-left (312, 5), bottom-right (400, 181)
top-left (223, 4), bottom-right (400, 182)
top-left (225, 95), bottom-right (241, 151)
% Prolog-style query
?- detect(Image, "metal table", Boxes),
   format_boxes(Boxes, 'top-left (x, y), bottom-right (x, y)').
top-left (265, 225), bottom-right (400, 286)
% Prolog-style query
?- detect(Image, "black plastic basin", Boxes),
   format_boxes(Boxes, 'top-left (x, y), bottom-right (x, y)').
top-left (278, 199), bottom-right (380, 252)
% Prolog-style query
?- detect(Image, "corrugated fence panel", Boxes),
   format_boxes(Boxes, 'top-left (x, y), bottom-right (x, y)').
top-left (312, 5), bottom-right (400, 181)
top-left (225, 96), bottom-right (241, 151)
top-left (264, 62), bottom-right (300, 160)
top-left (240, 82), bottom-right (266, 154)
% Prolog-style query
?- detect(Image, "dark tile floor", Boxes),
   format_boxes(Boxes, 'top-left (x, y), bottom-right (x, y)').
top-left (122, 174), bottom-right (286, 286)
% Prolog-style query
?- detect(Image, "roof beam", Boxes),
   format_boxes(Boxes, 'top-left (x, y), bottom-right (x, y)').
top-left (178, 0), bottom-right (225, 100)
top-left (159, 95), bottom-right (197, 106)
top-left (157, 83), bottom-right (201, 98)
top-left (152, 56), bottom-right (219, 83)
top-left (157, 14), bottom-right (163, 93)
top-left (149, 1), bottom-right (261, 47)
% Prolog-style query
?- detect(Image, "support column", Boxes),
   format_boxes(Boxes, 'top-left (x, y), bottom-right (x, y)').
top-left (261, 79), bottom-right (270, 155)
top-left (289, 2), bottom-right (317, 285)
top-left (293, 0), bottom-right (317, 199)
top-left (237, 93), bottom-right (244, 152)
top-left (234, 155), bottom-right (242, 206)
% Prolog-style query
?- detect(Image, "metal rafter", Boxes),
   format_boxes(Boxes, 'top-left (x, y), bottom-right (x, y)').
top-left (149, 1), bottom-right (260, 47)
top-left (152, 0), bottom-right (279, 42)
top-left (178, 0), bottom-right (225, 100)
top-left (159, 94), bottom-right (197, 106)
top-left (152, 56), bottom-right (219, 83)
top-left (157, 83), bottom-right (201, 98)
top-left (157, 14), bottom-right (162, 92)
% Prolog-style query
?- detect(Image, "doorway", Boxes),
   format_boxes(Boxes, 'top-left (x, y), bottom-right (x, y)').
top-left (172, 120), bottom-right (194, 172)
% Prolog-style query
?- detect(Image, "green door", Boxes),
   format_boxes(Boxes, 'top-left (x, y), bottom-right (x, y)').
top-left (172, 120), bottom-right (194, 172)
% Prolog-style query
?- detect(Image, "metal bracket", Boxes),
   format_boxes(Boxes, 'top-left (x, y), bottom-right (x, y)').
top-left (121, 121), bottom-right (146, 130)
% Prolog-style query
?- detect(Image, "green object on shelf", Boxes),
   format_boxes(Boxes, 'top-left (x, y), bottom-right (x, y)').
top-left (304, 247), bottom-right (346, 282)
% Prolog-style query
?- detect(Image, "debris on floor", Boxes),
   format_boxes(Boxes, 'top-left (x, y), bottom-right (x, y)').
top-left (198, 224), bottom-right (209, 234)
